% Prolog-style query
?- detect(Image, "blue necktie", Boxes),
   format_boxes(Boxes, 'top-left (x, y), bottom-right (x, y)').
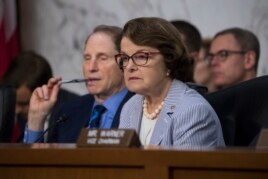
top-left (88, 105), bottom-right (106, 128)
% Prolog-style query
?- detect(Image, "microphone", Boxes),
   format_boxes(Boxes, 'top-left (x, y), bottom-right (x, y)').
top-left (34, 114), bottom-right (69, 143)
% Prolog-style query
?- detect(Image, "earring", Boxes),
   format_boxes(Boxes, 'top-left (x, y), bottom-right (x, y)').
top-left (166, 70), bottom-right (170, 76)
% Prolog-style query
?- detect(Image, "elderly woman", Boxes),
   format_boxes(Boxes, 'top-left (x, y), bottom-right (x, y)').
top-left (115, 17), bottom-right (225, 147)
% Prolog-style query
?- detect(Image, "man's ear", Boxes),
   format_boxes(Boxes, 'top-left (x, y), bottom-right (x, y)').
top-left (244, 51), bottom-right (256, 70)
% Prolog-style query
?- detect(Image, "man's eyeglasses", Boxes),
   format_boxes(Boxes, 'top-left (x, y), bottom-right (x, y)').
top-left (206, 50), bottom-right (246, 63)
top-left (115, 51), bottom-right (161, 68)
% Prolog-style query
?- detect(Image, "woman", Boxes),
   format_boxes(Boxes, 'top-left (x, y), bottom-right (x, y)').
top-left (115, 17), bottom-right (225, 147)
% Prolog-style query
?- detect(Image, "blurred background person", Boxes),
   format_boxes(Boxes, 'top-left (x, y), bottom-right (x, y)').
top-left (208, 27), bottom-right (260, 89)
top-left (194, 38), bottom-right (218, 93)
top-left (171, 20), bottom-right (208, 94)
top-left (116, 17), bottom-right (225, 147)
top-left (1, 51), bottom-right (78, 142)
top-left (170, 20), bottom-right (202, 63)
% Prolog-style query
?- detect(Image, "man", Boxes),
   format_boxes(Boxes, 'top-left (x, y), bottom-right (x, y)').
top-left (1, 51), bottom-right (78, 142)
top-left (171, 20), bottom-right (208, 93)
top-left (197, 38), bottom-right (218, 92)
top-left (208, 27), bottom-right (260, 89)
top-left (170, 20), bottom-right (202, 62)
top-left (24, 25), bottom-right (133, 143)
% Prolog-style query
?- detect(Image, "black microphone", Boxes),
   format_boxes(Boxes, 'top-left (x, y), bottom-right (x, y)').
top-left (34, 114), bottom-right (69, 143)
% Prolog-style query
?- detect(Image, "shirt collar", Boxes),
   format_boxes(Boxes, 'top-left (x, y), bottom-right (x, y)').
top-left (94, 88), bottom-right (128, 115)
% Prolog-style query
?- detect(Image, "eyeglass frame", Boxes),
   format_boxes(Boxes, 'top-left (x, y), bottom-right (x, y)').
top-left (114, 51), bottom-right (161, 68)
top-left (206, 50), bottom-right (246, 63)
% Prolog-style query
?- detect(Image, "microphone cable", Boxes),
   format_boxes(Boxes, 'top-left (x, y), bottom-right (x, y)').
top-left (34, 114), bottom-right (69, 143)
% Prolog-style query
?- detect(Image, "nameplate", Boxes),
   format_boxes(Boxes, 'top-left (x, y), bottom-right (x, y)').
top-left (77, 128), bottom-right (141, 148)
top-left (256, 129), bottom-right (268, 149)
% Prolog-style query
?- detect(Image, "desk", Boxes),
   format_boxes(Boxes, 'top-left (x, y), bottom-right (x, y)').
top-left (0, 144), bottom-right (267, 179)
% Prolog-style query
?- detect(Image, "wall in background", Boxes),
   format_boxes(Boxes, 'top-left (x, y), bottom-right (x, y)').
top-left (19, 0), bottom-right (268, 94)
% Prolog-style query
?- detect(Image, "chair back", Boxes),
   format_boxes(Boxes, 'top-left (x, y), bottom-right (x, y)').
top-left (0, 85), bottom-right (16, 142)
top-left (205, 76), bottom-right (268, 146)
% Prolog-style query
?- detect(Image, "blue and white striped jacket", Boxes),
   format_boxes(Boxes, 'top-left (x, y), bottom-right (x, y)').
top-left (119, 80), bottom-right (225, 147)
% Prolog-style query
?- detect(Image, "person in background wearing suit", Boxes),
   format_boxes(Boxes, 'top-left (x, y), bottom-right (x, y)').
top-left (170, 20), bottom-right (208, 94)
top-left (170, 20), bottom-right (201, 64)
top-left (208, 27), bottom-right (260, 90)
top-left (1, 51), bottom-right (78, 142)
top-left (115, 17), bottom-right (225, 147)
top-left (24, 25), bottom-right (133, 143)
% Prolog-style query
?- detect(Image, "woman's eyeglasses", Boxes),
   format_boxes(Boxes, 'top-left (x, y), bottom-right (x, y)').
top-left (115, 51), bottom-right (161, 68)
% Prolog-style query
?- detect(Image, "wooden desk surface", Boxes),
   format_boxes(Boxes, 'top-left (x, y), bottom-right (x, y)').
top-left (0, 144), bottom-right (268, 179)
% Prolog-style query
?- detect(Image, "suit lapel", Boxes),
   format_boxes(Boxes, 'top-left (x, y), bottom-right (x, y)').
top-left (149, 80), bottom-right (187, 145)
top-left (131, 96), bottom-right (144, 134)
top-left (149, 111), bottom-right (171, 145)
top-left (111, 91), bottom-right (135, 128)
top-left (77, 97), bottom-right (94, 128)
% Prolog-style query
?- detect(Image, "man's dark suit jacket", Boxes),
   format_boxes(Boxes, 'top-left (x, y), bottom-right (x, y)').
top-left (205, 75), bottom-right (268, 146)
top-left (14, 89), bottom-right (78, 143)
top-left (47, 91), bottom-right (134, 143)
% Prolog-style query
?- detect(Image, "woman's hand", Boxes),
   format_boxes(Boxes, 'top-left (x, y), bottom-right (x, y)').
top-left (27, 77), bottom-right (62, 131)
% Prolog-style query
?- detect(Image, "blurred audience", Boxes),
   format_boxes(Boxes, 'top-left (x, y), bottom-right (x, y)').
top-left (194, 38), bottom-right (218, 92)
top-left (1, 51), bottom-right (78, 142)
top-left (171, 20), bottom-right (210, 93)
top-left (170, 20), bottom-right (202, 62)
top-left (170, 20), bottom-right (202, 83)
top-left (208, 27), bottom-right (260, 89)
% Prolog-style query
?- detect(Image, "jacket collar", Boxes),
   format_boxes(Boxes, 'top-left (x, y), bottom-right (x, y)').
top-left (149, 80), bottom-right (188, 145)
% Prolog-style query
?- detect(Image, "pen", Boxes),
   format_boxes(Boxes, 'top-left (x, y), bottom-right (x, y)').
top-left (60, 78), bottom-right (88, 84)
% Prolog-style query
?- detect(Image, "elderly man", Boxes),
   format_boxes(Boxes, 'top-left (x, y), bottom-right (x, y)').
top-left (24, 25), bottom-right (133, 143)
